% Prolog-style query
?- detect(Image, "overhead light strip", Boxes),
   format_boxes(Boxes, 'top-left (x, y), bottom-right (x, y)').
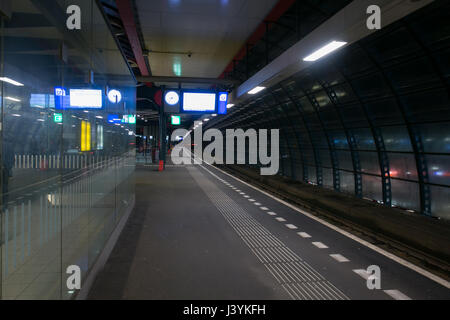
top-left (248, 86), bottom-right (266, 95)
top-left (0, 77), bottom-right (24, 86)
top-left (303, 41), bottom-right (347, 62)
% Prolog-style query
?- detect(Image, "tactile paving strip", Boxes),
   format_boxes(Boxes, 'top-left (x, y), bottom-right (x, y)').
top-left (188, 166), bottom-right (348, 300)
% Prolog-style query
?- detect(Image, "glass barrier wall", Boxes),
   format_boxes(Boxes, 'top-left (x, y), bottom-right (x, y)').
top-left (0, 0), bottom-right (136, 299)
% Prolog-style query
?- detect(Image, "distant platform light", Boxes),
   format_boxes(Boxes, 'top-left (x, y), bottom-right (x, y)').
top-left (108, 89), bottom-right (122, 103)
top-left (248, 86), bottom-right (266, 95)
top-left (303, 41), bottom-right (347, 62)
top-left (227, 104), bottom-right (235, 109)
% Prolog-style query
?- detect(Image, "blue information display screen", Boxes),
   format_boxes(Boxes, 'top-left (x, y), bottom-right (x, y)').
top-left (70, 89), bottom-right (103, 108)
top-left (54, 87), bottom-right (103, 109)
top-left (182, 92), bottom-right (216, 112)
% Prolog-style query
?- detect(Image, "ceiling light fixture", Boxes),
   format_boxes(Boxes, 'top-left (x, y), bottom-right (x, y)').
top-left (303, 41), bottom-right (347, 62)
top-left (0, 77), bottom-right (24, 86)
top-left (248, 86), bottom-right (266, 95)
top-left (5, 96), bottom-right (21, 102)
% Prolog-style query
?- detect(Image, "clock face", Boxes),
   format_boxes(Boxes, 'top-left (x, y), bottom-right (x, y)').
top-left (108, 89), bottom-right (122, 103)
top-left (219, 93), bottom-right (227, 102)
top-left (165, 91), bottom-right (179, 106)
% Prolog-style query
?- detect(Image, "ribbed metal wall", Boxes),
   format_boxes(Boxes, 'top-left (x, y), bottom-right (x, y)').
top-left (213, 1), bottom-right (450, 219)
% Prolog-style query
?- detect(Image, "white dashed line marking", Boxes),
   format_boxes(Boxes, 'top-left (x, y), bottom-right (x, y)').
top-left (189, 158), bottom-right (450, 290)
top-left (240, 192), bottom-right (246, 195)
top-left (275, 217), bottom-right (286, 222)
top-left (267, 212), bottom-right (277, 216)
top-left (254, 202), bottom-right (261, 206)
top-left (248, 199), bottom-right (255, 202)
top-left (297, 232), bottom-right (311, 238)
top-left (244, 195), bottom-right (250, 198)
top-left (285, 224), bottom-right (298, 230)
top-left (260, 207), bottom-right (269, 211)
top-left (353, 269), bottom-right (369, 279)
top-left (312, 242), bottom-right (328, 249)
top-left (330, 254), bottom-right (350, 263)
top-left (384, 290), bottom-right (411, 300)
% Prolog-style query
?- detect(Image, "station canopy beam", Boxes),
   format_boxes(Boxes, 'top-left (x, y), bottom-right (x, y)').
top-left (136, 76), bottom-right (240, 86)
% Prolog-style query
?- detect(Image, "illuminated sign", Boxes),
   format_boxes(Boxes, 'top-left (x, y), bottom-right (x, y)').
top-left (97, 125), bottom-right (104, 150)
top-left (121, 115), bottom-right (136, 124)
top-left (81, 121), bottom-right (91, 151)
top-left (108, 114), bottom-right (121, 123)
top-left (69, 89), bottom-right (103, 108)
top-left (218, 92), bottom-right (228, 115)
top-left (108, 89), bottom-right (122, 103)
top-left (182, 92), bottom-right (216, 112)
top-left (54, 87), bottom-right (70, 109)
top-left (128, 115), bottom-right (136, 124)
top-left (171, 115), bottom-right (181, 125)
top-left (165, 91), bottom-right (180, 106)
top-left (53, 113), bottom-right (63, 123)
top-left (55, 87), bottom-right (66, 97)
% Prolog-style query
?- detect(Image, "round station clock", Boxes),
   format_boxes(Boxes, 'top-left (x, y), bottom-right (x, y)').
top-left (108, 89), bottom-right (122, 103)
top-left (165, 91), bottom-right (180, 106)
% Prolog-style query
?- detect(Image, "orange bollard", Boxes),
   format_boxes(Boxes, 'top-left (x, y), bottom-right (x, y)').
top-left (158, 160), bottom-right (164, 172)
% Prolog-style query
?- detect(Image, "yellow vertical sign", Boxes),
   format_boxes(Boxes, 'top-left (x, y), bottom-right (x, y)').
top-left (86, 121), bottom-right (91, 151)
top-left (81, 121), bottom-right (86, 151)
top-left (81, 121), bottom-right (91, 152)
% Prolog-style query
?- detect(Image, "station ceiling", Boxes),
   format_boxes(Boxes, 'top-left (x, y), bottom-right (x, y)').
top-left (134, 0), bottom-right (279, 83)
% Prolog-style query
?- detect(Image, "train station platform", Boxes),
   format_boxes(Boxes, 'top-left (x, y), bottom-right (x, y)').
top-left (87, 163), bottom-right (450, 300)
top-left (1, 0), bottom-right (449, 305)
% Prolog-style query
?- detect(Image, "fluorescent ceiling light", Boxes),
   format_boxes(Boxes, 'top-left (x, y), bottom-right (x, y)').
top-left (96, 116), bottom-right (103, 119)
top-left (0, 77), bottom-right (24, 86)
top-left (5, 96), bottom-right (21, 102)
top-left (303, 41), bottom-right (347, 62)
top-left (204, 118), bottom-right (210, 122)
top-left (227, 104), bottom-right (235, 109)
top-left (248, 86), bottom-right (266, 95)
top-left (11, 114), bottom-right (21, 117)
top-left (212, 114), bottom-right (217, 117)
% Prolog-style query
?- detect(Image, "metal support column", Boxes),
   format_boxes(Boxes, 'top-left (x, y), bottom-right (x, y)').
top-left (159, 87), bottom-right (167, 170)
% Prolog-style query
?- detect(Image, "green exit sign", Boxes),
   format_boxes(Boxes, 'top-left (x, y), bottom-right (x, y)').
top-left (54, 113), bottom-right (63, 123)
top-left (171, 115), bottom-right (181, 126)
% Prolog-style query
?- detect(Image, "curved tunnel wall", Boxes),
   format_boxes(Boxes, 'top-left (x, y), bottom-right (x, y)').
top-left (214, 1), bottom-right (450, 220)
